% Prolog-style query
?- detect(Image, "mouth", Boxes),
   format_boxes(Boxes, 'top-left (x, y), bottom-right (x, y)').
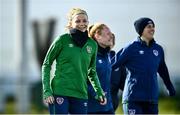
top-left (77, 26), bottom-right (87, 31)
top-left (149, 31), bottom-right (154, 35)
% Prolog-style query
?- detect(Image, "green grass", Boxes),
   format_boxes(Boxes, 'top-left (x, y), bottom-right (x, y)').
top-left (115, 96), bottom-right (180, 114)
top-left (4, 101), bottom-right (48, 114)
top-left (3, 97), bottom-right (180, 114)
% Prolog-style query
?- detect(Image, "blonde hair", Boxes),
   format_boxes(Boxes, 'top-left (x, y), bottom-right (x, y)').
top-left (66, 8), bottom-right (88, 30)
top-left (88, 23), bottom-right (107, 40)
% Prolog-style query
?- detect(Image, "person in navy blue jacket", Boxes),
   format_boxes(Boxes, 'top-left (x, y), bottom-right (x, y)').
top-left (87, 23), bottom-right (114, 114)
top-left (113, 17), bottom-right (176, 114)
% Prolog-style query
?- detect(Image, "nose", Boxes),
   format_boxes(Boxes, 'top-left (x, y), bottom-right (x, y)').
top-left (80, 21), bottom-right (85, 25)
top-left (151, 27), bottom-right (155, 31)
top-left (79, 22), bottom-right (87, 28)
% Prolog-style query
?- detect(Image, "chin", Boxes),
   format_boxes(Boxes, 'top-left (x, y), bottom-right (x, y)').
top-left (147, 35), bottom-right (154, 39)
top-left (148, 37), bottom-right (153, 41)
top-left (79, 29), bottom-right (86, 32)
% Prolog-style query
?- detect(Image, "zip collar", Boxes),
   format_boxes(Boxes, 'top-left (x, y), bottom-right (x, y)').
top-left (70, 28), bottom-right (88, 48)
top-left (137, 36), bottom-right (155, 47)
top-left (97, 45), bottom-right (110, 56)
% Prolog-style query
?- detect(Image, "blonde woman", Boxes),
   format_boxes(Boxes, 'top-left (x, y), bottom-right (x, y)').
top-left (42, 8), bottom-right (106, 114)
top-left (87, 23), bottom-right (114, 114)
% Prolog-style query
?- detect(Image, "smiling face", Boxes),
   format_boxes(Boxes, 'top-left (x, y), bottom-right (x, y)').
top-left (71, 14), bottom-right (89, 32)
top-left (141, 23), bottom-right (155, 41)
top-left (96, 26), bottom-right (113, 48)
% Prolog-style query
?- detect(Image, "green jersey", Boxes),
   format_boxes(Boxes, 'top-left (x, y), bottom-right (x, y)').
top-left (42, 33), bottom-right (103, 100)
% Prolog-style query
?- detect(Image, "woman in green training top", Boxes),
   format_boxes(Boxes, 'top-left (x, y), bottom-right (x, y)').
top-left (42, 8), bottom-right (107, 114)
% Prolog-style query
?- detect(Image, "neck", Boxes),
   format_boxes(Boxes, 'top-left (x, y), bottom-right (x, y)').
top-left (140, 36), bottom-right (150, 46)
top-left (98, 43), bottom-right (107, 48)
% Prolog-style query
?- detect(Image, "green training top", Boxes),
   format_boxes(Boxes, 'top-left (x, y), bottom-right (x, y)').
top-left (42, 33), bottom-right (103, 100)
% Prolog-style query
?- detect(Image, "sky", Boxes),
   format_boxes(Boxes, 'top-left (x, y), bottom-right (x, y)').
top-left (0, 0), bottom-right (180, 80)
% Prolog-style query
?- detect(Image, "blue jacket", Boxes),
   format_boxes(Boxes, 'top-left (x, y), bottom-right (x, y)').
top-left (113, 37), bottom-right (176, 104)
top-left (88, 46), bottom-right (113, 112)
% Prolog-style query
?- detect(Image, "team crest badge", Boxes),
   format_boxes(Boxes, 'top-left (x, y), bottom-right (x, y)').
top-left (128, 109), bottom-right (136, 115)
top-left (153, 50), bottom-right (158, 56)
top-left (56, 97), bottom-right (64, 105)
top-left (86, 46), bottom-right (92, 54)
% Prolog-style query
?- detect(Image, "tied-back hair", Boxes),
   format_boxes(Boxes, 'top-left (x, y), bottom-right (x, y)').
top-left (88, 23), bottom-right (107, 40)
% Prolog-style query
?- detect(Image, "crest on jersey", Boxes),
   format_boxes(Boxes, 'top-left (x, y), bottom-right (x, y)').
top-left (153, 50), bottom-right (158, 56)
top-left (56, 97), bottom-right (64, 105)
top-left (128, 109), bottom-right (136, 115)
top-left (86, 46), bottom-right (92, 54)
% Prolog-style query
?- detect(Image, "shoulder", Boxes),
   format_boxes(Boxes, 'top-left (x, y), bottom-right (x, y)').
top-left (87, 37), bottom-right (97, 47)
top-left (122, 40), bottom-right (138, 52)
top-left (154, 43), bottom-right (163, 49)
top-left (53, 33), bottom-right (71, 44)
top-left (58, 33), bottom-right (71, 41)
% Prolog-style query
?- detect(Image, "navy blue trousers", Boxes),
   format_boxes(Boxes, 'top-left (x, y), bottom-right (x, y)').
top-left (48, 95), bottom-right (88, 114)
top-left (123, 101), bottom-right (158, 114)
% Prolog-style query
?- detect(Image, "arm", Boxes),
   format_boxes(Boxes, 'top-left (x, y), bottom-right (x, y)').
top-left (119, 66), bottom-right (127, 91)
top-left (111, 47), bottom-right (128, 91)
top-left (158, 48), bottom-right (176, 96)
top-left (112, 46), bottom-right (130, 70)
top-left (87, 43), bottom-right (105, 102)
top-left (42, 36), bottom-right (62, 99)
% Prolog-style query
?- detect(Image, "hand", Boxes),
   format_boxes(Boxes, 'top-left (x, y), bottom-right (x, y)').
top-left (44, 96), bottom-right (54, 104)
top-left (99, 96), bottom-right (107, 105)
top-left (168, 88), bottom-right (176, 96)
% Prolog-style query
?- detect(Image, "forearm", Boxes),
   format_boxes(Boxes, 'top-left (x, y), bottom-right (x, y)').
top-left (158, 61), bottom-right (176, 96)
top-left (42, 64), bottom-right (53, 99)
top-left (88, 68), bottom-right (103, 97)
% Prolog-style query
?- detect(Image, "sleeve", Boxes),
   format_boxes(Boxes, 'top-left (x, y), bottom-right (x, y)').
top-left (119, 66), bottom-right (127, 91)
top-left (111, 48), bottom-right (127, 91)
top-left (87, 42), bottom-right (105, 100)
top-left (41, 36), bottom-right (62, 99)
top-left (158, 47), bottom-right (176, 96)
top-left (112, 46), bottom-right (130, 70)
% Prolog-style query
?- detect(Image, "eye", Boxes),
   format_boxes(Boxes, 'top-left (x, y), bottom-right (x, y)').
top-left (75, 19), bottom-right (88, 23)
top-left (83, 19), bottom-right (88, 23)
top-left (75, 20), bottom-right (81, 23)
top-left (147, 24), bottom-right (154, 28)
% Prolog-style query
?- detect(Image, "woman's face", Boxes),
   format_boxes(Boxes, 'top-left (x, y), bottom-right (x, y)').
top-left (96, 26), bottom-right (113, 48)
top-left (142, 23), bottom-right (155, 41)
top-left (71, 14), bottom-right (89, 32)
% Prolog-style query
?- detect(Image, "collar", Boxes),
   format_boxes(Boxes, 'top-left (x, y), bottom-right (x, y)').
top-left (137, 36), bottom-right (155, 47)
top-left (98, 45), bottom-right (110, 55)
top-left (70, 28), bottom-right (88, 48)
